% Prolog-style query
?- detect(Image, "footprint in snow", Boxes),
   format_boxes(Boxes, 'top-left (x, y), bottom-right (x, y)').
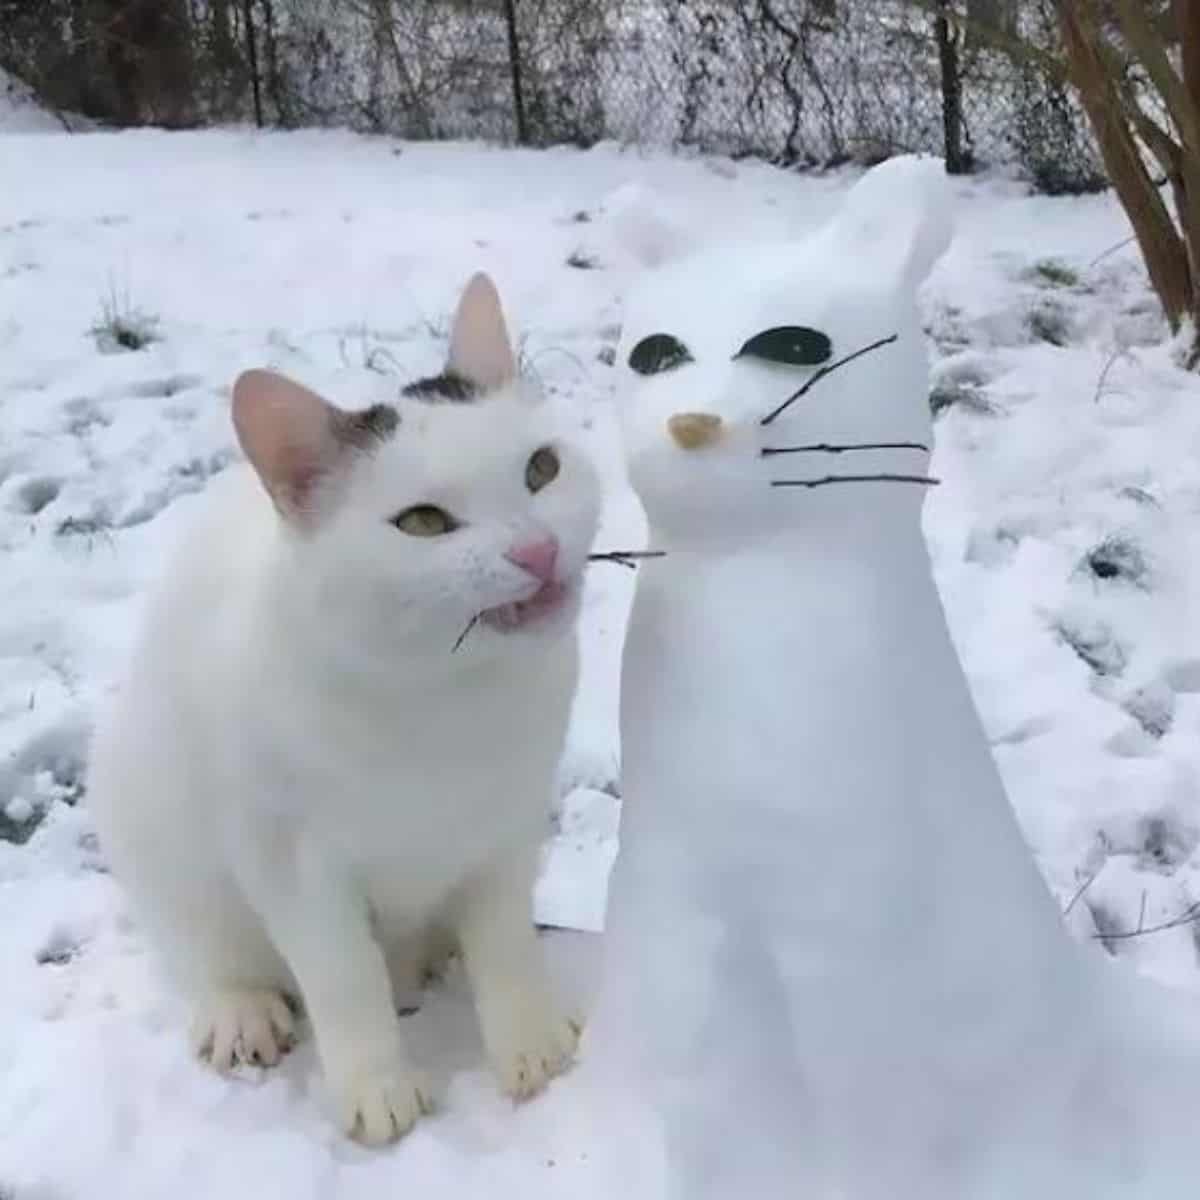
top-left (1162, 658), bottom-right (1200, 695)
top-left (125, 374), bottom-right (204, 400)
top-left (11, 476), bottom-right (61, 515)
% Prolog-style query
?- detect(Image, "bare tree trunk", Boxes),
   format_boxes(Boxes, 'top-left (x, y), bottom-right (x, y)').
top-left (1173, 0), bottom-right (1200, 361)
top-left (258, 0), bottom-right (287, 125)
top-left (503, 0), bottom-right (529, 144)
top-left (1057, 1), bottom-right (1193, 332)
top-left (241, 0), bottom-right (262, 127)
top-left (98, 0), bottom-right (196, 127)
top-left (936, 2), bottom-right (972, 173)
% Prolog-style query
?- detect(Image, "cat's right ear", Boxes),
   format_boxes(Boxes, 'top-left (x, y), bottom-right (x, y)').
top-left (232, 369), bottom-right (396, 524)
top-left (446, 272), bottom-right (517, 392)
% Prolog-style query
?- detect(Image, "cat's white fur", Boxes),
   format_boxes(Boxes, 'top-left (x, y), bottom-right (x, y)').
top-left (87, 274), bottom-right (601, 1145)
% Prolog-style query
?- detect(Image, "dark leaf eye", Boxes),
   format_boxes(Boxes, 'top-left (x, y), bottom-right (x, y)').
top-left (391, 504), bottom-right (457, 537)
top-left (526, 446), bottom-right (560, 493)
top-left (734, 326), bottom-right (832, 366)
top-left (628, 333), bottom-right (693, 376)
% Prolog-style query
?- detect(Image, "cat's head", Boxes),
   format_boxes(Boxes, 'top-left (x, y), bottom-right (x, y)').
top-left (616, 155), bottom-right (953, 548)
top-left (232, 273), bottom-right (600, 665)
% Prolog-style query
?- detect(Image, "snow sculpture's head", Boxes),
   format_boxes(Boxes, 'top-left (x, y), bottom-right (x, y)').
top-left (616, 156), bottom-right (953, 548)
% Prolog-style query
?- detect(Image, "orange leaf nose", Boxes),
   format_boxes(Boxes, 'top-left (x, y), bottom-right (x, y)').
top-left (667, 412), bottom-right (723, 449)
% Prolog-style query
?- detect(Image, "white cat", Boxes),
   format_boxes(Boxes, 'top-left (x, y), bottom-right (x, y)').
top-left (87, 273), bottom-right (601, 1145)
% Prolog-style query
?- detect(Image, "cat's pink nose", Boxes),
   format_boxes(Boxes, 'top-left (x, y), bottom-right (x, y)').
top-left (505, 537), bottom-right (559, 583)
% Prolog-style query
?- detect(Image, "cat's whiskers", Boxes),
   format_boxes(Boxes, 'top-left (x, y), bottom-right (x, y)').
top-left (759, 333), bottom-right (899, 426)
top-left (451, 614), bottom-right (479, 653)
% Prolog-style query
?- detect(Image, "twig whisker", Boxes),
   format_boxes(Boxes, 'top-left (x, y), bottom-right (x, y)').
top-left (771, 474), bottom-right (940, 489)
top-left (760, 333), bottom-right (899, 426)
top-left (589, 550), bottom-right (668, 570)
top-left (761, 440), bottom-right (929, 457)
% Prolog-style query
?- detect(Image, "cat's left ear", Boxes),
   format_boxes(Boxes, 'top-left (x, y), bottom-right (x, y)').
top-left (446, 272), bottom-right (517, 391)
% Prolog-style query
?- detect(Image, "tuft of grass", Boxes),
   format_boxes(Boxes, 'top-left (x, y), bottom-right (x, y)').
top-left (566, 249), bottom-right (601, 270)
top-left (55, 513), bottom-right (113, 540)
top-left (35, 928), bottom-right (80, 966)
top-left (1030, 258), bottom-right (1080, 289)
top-left (15, 475), bottom-right (60, 514)
top-left (1136, 814), bottom-right (1194, 870)
top-left (90, 281), bottom-right (160, 353)
top-left (1125, 685), bottom-right (1175, 740)
top-left (1118, 485), bottom-right (1159, 508)
top-left (0, 800), bottom-right (43, 845)
top-left (1051, 616), bottom-right (1127, 677)
top-left (338, 324), bottom-right (401, 375)
top-left (1078, 535), bottom-right (1150, 589)
top-left (1026, 299), bottom-right (1071, 347)
top-left (923, 301), bottom-right (971, 355)
top-left (928, 355), bottom-right (996, 418)
top-left (929, 381), bottom-right (995, 418)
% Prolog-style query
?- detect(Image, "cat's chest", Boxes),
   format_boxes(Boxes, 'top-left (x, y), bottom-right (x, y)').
top-left (236, 655), bottom-right (565, 857)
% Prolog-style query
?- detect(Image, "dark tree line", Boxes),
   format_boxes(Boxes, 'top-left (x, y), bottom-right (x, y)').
top-left (0, 0), bottom-right (288, 127)
top-left (1, 0), bottom-right (1101, 198)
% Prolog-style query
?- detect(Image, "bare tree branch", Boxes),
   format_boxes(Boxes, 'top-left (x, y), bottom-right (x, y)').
top-left (1113, 0), bottom-right (1199, 150)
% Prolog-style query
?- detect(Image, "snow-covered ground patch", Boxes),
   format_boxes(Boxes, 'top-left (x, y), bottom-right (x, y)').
top-left (1, 128), bottom-right (1199, 1195)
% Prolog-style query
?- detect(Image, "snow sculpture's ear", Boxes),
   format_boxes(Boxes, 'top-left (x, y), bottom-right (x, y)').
top-left (446, 272), bottom-right (517, 391)
top-left (831, 154), bottom-right (953, 291)
top-left (602, 181), bottom-right (694, 269)
top-left (232, 369), bottom-right (398, 524)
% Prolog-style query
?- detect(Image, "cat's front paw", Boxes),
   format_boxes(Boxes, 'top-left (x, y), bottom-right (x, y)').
top-left (191, 986), bottom-right (296, 1071)
top-left (482, 1000), bottom-right (582, 1101)
top-left (330, 1060), bottom-right (434, 1146)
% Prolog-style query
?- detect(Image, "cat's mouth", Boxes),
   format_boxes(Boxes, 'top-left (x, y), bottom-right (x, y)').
top-left (479, 579), bottom-right (569, 633)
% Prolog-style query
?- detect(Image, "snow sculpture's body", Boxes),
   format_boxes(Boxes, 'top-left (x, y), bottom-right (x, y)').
top-left (590, 157), bottom-right (1200, 1198)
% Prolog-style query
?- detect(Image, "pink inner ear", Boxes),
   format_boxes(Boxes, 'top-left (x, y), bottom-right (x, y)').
top-left (447, 272), bottom-right (517, 391)
top-left (232, 369), bottom-right (340, 518)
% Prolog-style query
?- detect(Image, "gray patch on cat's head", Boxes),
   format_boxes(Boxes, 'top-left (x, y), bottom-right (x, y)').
top-left (401, 370), bottom-right (479, 404)
top-left (332, 403), bottom-right (400, 451)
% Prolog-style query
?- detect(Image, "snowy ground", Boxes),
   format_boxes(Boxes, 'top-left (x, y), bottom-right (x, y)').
top-left (2, 125), bottom-right (1200, 1196)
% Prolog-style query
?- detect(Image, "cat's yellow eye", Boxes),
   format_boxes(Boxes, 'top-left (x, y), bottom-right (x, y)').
top-left (526, 446), bottom-right (560, 493)
top-left (391, 504), bottom-right (457, 537)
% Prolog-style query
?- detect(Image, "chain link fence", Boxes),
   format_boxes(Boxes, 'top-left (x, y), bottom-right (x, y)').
top-left (0, 0), bottom-right (1105, 191)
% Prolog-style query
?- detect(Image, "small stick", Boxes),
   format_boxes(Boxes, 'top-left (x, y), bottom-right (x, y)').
top-left (1088, 235), bottom-right (1135, 270)
top-left (452, 614), bottom-right (479, 653)
top-left (760, 334), bottom-right (899, 426)
top-left (1092, 348), bottom-right (1129, 405)
top-left (761, 440), bottom-right (929, 457)
top-left (588, 550), bottom-right (668, 570)
top-left (771, 474), bottom-right (940, 489)
top-left (1062, 865), bottom-right (1103, 918)
top-left (1093, 899), bottom-right (1200, 942)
